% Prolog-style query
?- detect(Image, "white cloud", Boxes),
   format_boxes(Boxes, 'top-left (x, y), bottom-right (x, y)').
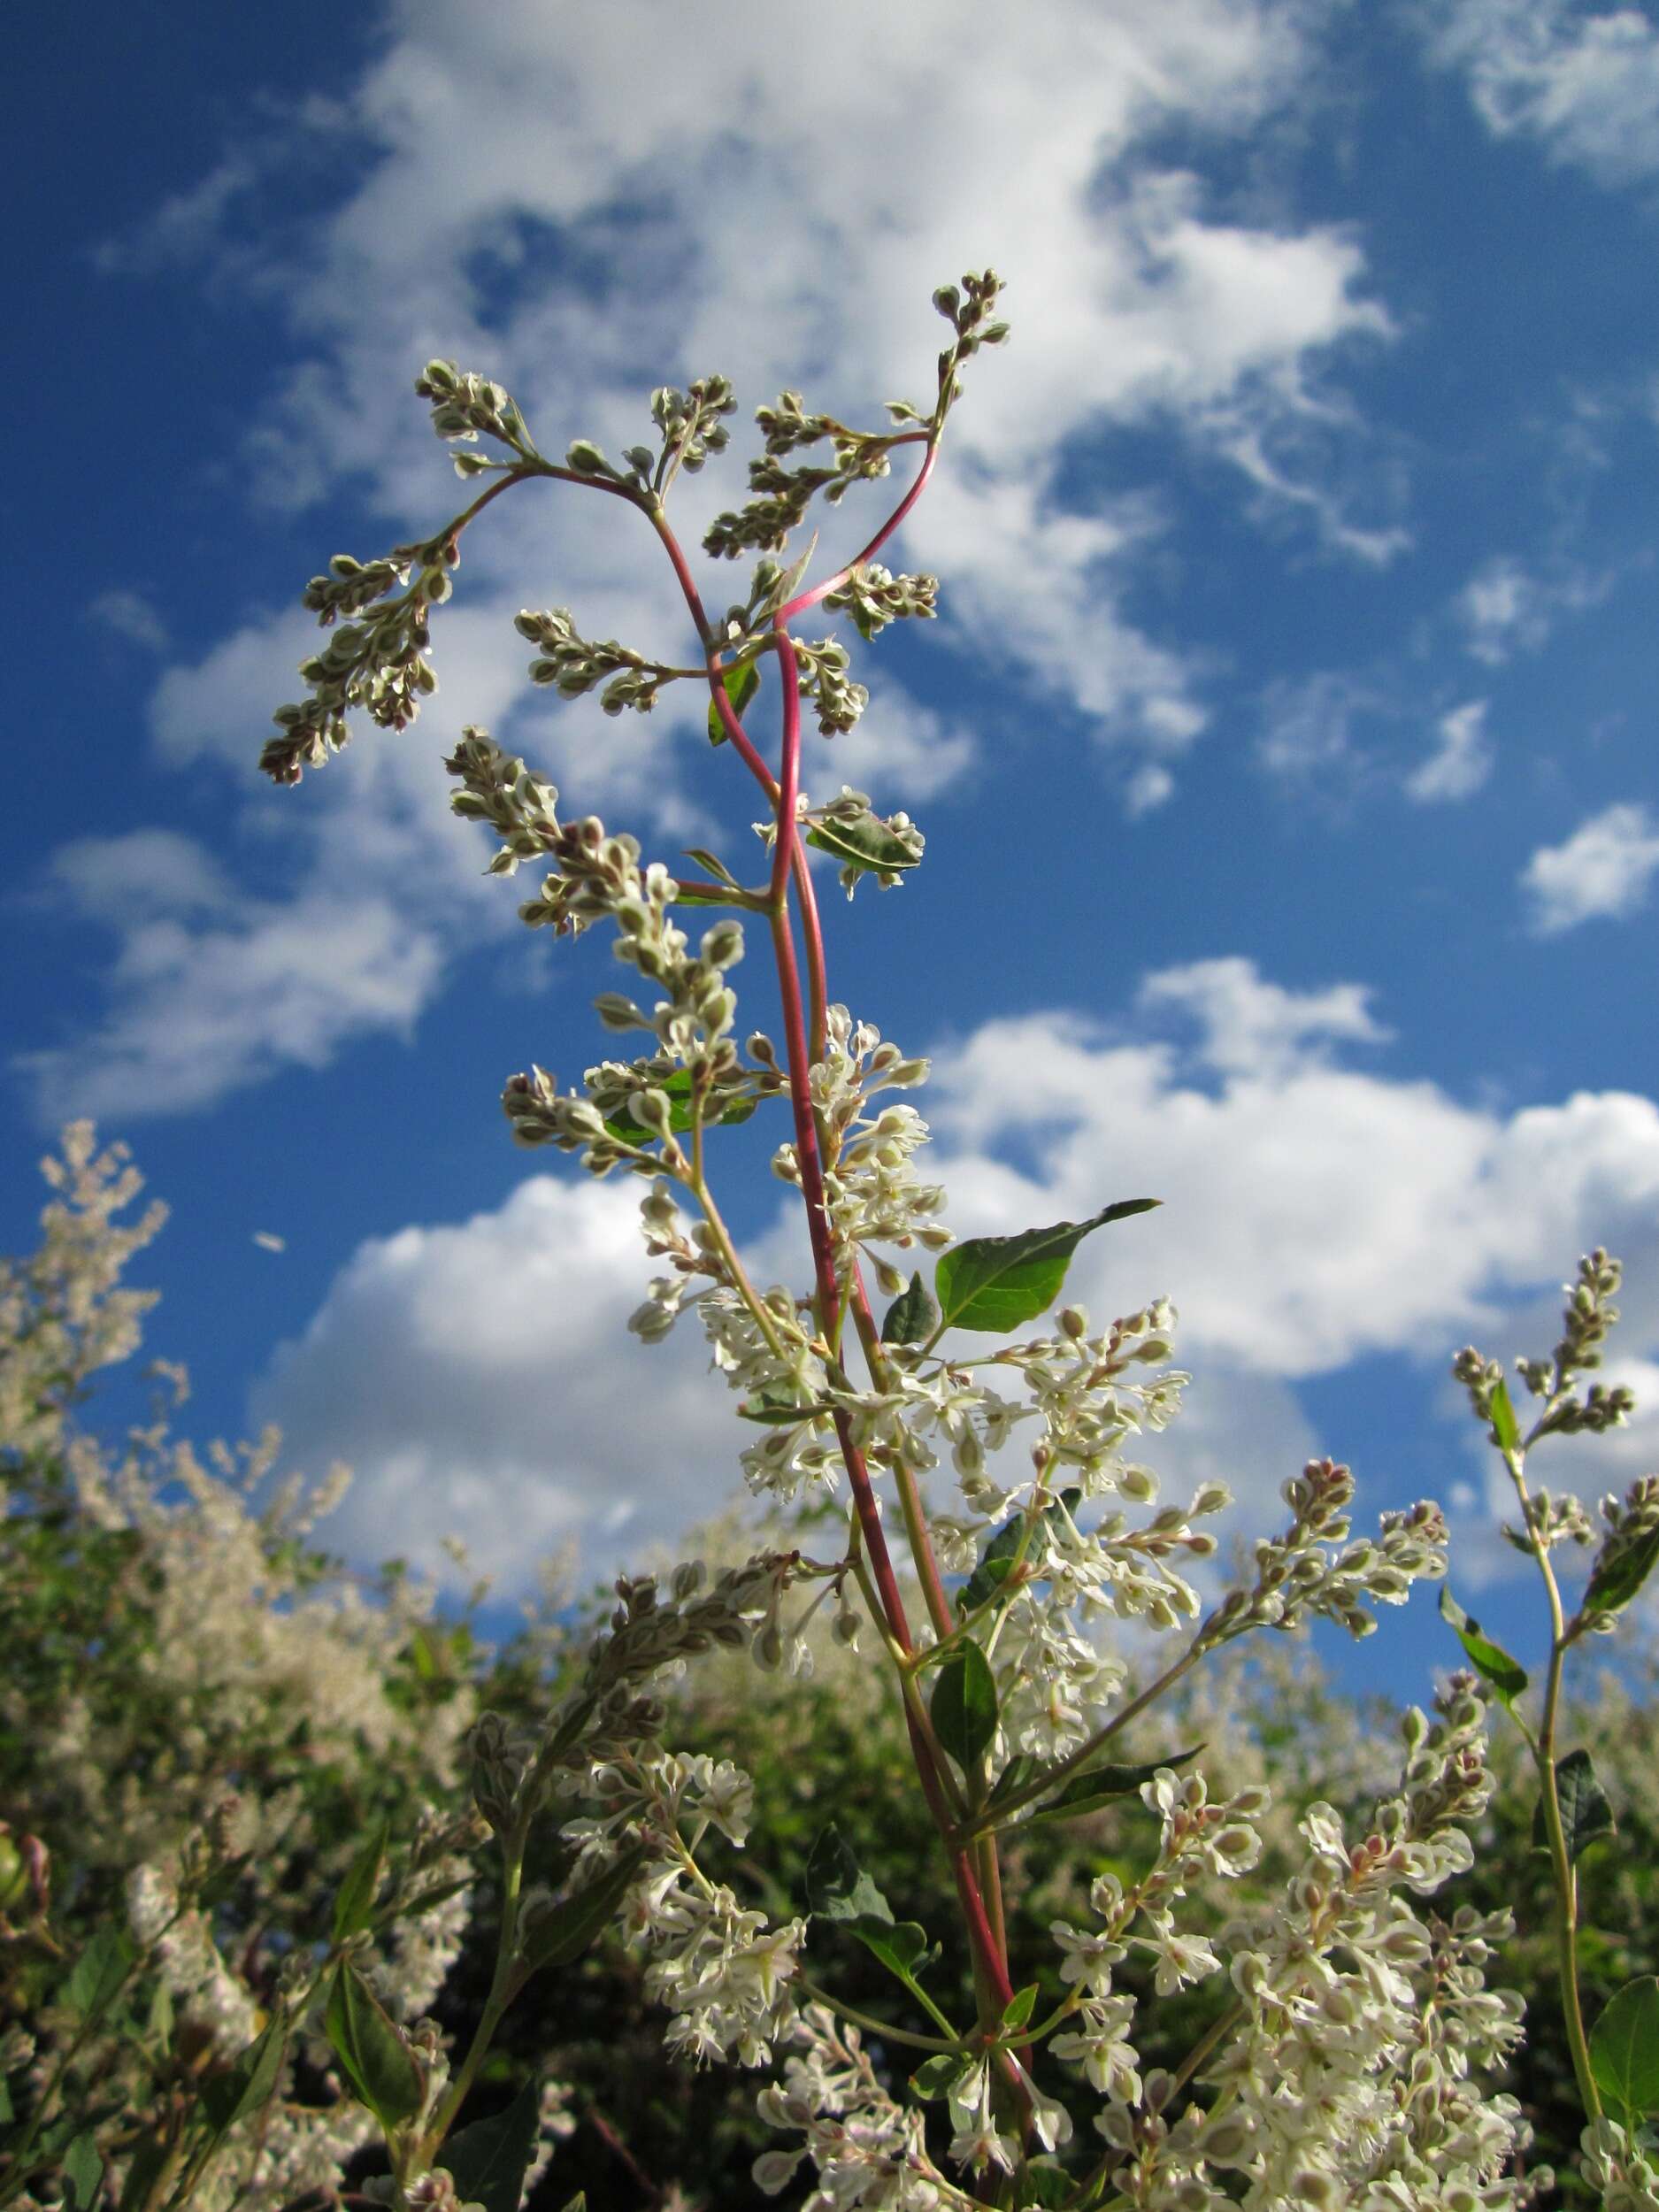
top-left (1256, 671), bottom-right (1374, 781)
top-left (17, 856), bottom-right (442, 1120)
top-left (1522, 802), bottom-right (1659, 933)
top-left (252, 1173), bottom-right (755, 1591)
top-left (1407, 699), bottom-right (1494, 803)
top-left (1423, 0), bottom-right (1659, 186)
top-left (262, 956), bottom-right (1659, 1593)
top-left (88, 588), bottom-right (170, 654)
top-left (927, 960), bottom-right (1659, 1379)
top-left (111, 0), bottom-right (1399, 745)
top-left (1455, 554), bottom-right (1609, 664)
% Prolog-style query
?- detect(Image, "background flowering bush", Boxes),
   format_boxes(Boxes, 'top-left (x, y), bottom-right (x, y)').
top-left (4, 274), bottom-right (1657, 2212)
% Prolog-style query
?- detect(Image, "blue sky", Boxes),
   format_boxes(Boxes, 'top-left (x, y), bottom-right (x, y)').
top-left (9, 0), bottom-right (1659, 1682)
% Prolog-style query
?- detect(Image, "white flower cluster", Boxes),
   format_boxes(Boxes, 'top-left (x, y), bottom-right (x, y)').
top-left (558, 1745), bottom-right (805, 2068)
top-left (1201, 1456), bottom-right (1449, 1646)
top-left (125, 1863), bottom-right (260, 2061)
top-left (1094, 1678), bottom-right (1538, 2212)
top-left (771, 1004), bottom-right (941, 1278)
top-left (757, 2004), bottom-right (960, 2210)
top-left (0, 1123), bottom-right (165, 1459)
top-left (1580, 2116), bottom-right (1659, 2212)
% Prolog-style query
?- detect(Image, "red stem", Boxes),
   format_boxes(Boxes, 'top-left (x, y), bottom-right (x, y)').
top-left (646, 476), bottom-right (1014, 2016)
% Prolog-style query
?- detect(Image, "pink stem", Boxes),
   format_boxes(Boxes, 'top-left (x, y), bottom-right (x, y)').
top-left (778, 437), bottom-right (940, 626)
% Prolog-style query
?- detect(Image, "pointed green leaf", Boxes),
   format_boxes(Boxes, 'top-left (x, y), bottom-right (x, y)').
top-left (910, 2054), bottom-right (971, 2101)
top-left (65, 1928), bottom-right (134, 2020)
top-left (708, 658), bottom-right (761, 747)
top-left (1488, 1375), bottom-right (1522, 1455)
top-left (517, 1845), bottom-right (649, 1979)
top-left (146, 1976), bottom-right (174, 2051)
top-left (881, 1271), bottom-right (939, 1346)
top-left (681, 847), bottom-right (741, 888)
top-left (1584, 1522), bottom-right (1659, 1624)
top-left (737, 1386), bottom-right (826, 1425)
top-left (930, 1641), bottom-right (999, 1772)
top-left (1019, 1746), bottom-right (1207, 1830)
top-left (325, 1963), bottom-right (425, 2134)
top-left (198, 2016), bottom-right (288, 2135)
top-left (1439, 1587), bottom-right (1529, 1710)
top-left (441, 2074), bottom-right (544, 2212)
top-left (61, 2130), bottom-right (103, 2212)
top-left (1533, 1747), bottom-right (1616, 1863)
top-left (1002, 1982), bottom-right (1039, 2030)
top-left (333, 1817), bottom-right (389, 1942)
top-left (933, 1202), bottom-right (1160, 1336)
top-left (805, 814), bottom-right (924, 880)
top-left (0, 2072), bottom-right (12, 2124)
top-left (805, 1824), bottom-right (893, 1924)
top-left (957, 1492), bottom-right (1081, 1617)
top-left (1590, 1976), bottom-right (1659, 2128)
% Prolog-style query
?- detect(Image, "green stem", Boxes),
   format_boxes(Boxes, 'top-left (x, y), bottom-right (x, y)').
top-left (1505, 1447), bottom-right (1601, 2122)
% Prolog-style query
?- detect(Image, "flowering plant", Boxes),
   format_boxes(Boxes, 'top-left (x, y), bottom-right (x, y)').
top-left (4, 272), bottom-right (1656, 2212)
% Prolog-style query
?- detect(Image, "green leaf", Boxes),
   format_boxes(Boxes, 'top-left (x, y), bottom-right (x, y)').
top-left (910, 2054), bottom-right (971, 2101)
top-left (843, 1915), bottom-right (932, 1984)
top-left (441, 2074), bottom-right (544, 2212)
top-left (65, 1928), bottom-right (134, 2020)
top-left (1489, 1375), bottom-right (1522, 1455)
top-left (805, 1824), bottom-right (894, 1925)
top-left (1017, 2161), bottom-right (1073, 2209)
top-left (60, 2130), bottom-right (103, 2212)
top-left (957, 1492), bottom-right (1081, 1617)
top-left (881, 1271), bottom-right (939, 1346)
top-left (930, 1641), bottom-right (999, 1772)
top-left (118, 2137), bottom-right (171, 2212)
top-left (0, 2072), bottom-right (11, 2124)
top-left (197, 2017), bottom-right (289, 2136)
top-left (1002, 1982), bottom-right (1039, 2031)
top-left (987, 1754), bottom-right (1038, 1811)
top-left (325, 1963), bottom-right (425, 2134)
top-left (681, 846), bottom-right (741, 887)
top-left (516, 1845), bottom-right (649, 1979)
top-left (1591, 1976), bottom-right (1659, 2128)
top-left (933, 1201), bottom-right (1160, 1336)
top-left (1439, 1587), bottom-right (1529, 1710)
top-left (1019, 1746), bottom-right (1206, 1830)
top-left (146, 1976), bottom-right (174, 2051)
top-left (332, 1817), bottom-right (389, 1942)
top-left (708, 658), bottom-right (761, 747)
top-left (805, 817), bottom-right (921, 880)
top-left (736, 1386), bottom-right (825, 1425)
top-left (602, 1067), bottom-right (757, 1144)
top-left (1533, 1747), bottom-right (1617, 1863)
top-left (1584, 1522), bottom-right (1659, 1624)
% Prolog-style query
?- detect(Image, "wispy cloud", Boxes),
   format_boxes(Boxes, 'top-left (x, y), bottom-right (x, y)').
top-left (1455, 553), bottom-right (1610, 664)
top-left (1407, 699), bottom-right (1494, 803)
top-left (87, 589), bottom-right (171, 655)
top-left (1420, 0), bottom-right (1659, 187)
top-left (1522, 801), bottom-right (1659, 933)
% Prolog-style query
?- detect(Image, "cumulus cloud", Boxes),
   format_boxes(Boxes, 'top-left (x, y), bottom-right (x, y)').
top-left (1422, 0), bottom-right (1659, 186)
top-left (257, 955), bottom-right (1659, 1594)
top-left (1522, 802), bottom-right (1659, 933)
top-left (252, 1173), bottom-right (754, 1591)
top-left (1407, 700), bottom-right (1494, 803)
